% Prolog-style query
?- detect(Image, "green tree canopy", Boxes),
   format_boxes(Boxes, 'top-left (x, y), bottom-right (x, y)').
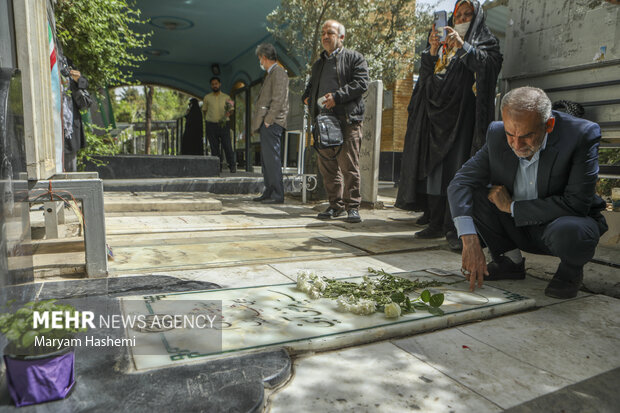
top-left (267, 0), bottom-right (434, 85)
top-left (54, 0), bottom-right (151, 90)
top-left (111, 86), bottom-right (191, 123)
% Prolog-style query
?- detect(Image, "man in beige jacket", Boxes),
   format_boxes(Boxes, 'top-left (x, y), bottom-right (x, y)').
top-left (251, 43), bottom-right (289, 204)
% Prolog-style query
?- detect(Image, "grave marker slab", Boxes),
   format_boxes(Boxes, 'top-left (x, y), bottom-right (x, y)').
top-left (121, 270), bottom-right (535, 370)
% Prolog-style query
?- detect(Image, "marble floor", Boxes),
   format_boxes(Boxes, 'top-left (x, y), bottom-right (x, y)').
top-left (29, 190), bottom-right (620, 412)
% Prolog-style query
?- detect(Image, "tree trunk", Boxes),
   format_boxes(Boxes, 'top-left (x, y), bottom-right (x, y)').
top-left (144, 85), bottom-right (154, 154)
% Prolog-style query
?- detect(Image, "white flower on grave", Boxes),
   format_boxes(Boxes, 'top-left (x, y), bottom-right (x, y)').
top-left (297, 271), bottom-right (327, 299)
top-left (308, 288), bottom-right (322, 300)
top-left (336, 295), bottom-right (355, 312)
top-left (336, 295), bottom-right (376, 315)
top-left (314, 277), bottom-right (328, 292)
top-left (384, 302), bottom-right (402, 318)
top-left (297, 271), bottom-right (310, 287)
top-left (298, 280), bottom-right (312, 293)
top-left (354, 299), bottom-right (376, 315)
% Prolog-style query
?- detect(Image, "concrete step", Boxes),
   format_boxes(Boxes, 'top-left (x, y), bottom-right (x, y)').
top-left (103, 191), bottom-right (223, 213)
top-left (101, 175), bottom-right (303, 194)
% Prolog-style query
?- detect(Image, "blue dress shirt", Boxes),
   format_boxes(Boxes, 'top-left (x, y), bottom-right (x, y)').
top-left (454, 134), bottom-right (548, 237)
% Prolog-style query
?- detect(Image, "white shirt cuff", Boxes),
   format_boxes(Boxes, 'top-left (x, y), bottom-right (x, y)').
top-left (453, 216), bottom-right (477, 238)
top-left (510, 201), bottom-right (515, 217)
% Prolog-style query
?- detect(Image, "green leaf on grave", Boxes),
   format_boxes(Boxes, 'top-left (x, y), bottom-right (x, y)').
top-left (429, 293), bottom-right (444, 308)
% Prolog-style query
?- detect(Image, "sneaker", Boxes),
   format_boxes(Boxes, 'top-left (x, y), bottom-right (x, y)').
top-left (344, 209), bottom-right (362, 223)
top-left (317, 207), bottom-right (345, 220)
top-left (486, 256), bottom-right (526, 281)
top-left (253, 194), bottom-right (270, 202)
top-left (445, 231), bottom-right (463, 251)
top-left (414, 226), bottom-right (444, 239)
top-left (544, 263), bottom-right (583, 299)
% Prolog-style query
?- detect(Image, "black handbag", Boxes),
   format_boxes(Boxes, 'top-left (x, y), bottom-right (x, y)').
top-left (313, 114), bottom-right (343, 159)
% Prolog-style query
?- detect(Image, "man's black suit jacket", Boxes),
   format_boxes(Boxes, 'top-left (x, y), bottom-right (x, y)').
top-left (448, 110), bottom-right (607, 231)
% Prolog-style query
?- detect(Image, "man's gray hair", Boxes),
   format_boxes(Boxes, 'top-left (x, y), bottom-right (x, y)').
top-left (324, 19), bottom-right (345, 37)
top-left (255, 43), bottom-right (277, 61)
top-left (501, 86), bottom-right (552, 124)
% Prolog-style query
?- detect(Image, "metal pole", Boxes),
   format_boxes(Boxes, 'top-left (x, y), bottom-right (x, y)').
top-left (301, 105), bottom-right (309, 203)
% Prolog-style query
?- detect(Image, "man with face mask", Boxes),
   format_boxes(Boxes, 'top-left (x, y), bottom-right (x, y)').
top-left (448, 87), bottom-right (608, 299)
top-left (396, 0), bottom-right (502, 249)
top-left (302, 19), bottom-right (369, 223)
top-left (203, 76), bottom-right (236, 172)
top-left (251, 43), bottom-right (289, 204)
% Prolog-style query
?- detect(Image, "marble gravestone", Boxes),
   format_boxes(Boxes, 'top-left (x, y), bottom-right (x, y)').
top-left (122, 270), bottom-right (535, 371)
top-left (360, 80), bottom-right (383, 206)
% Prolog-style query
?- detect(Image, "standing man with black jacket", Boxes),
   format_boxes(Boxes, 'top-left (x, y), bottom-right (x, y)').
top-left (302, 19), bottom-right (369, 223)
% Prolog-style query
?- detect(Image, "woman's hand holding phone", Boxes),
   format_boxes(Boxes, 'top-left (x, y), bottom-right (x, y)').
top-left (429, 25), bottom-right (441, 56)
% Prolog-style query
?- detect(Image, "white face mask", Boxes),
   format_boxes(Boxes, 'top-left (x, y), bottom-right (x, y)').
top-left (260, 63), bottom-right (266, 71)
top-left (454, 21), bottom-right (471, 38)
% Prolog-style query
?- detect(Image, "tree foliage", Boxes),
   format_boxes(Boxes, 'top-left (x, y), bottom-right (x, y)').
top-left (111, 86), bottom-right (190, 123)
top-left (267, 0), bottom-right (435, 84)
top-left (54, 0), bottom-right (151, 90)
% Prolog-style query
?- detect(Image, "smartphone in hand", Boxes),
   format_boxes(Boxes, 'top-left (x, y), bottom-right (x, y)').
top-left (433, 11), bottom-right (448, 42)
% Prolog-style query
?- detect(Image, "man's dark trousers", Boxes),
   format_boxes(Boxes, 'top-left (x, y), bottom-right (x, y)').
top-left (205, 121), bottom-right (235, 169)
top-left (260, 123), bottom-right (285, 201)
top-left (471, 188), bottom-right (602, 272)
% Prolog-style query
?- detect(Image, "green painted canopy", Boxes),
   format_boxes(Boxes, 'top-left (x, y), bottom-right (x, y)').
top-left (129, 0), bottom-right (299, 97)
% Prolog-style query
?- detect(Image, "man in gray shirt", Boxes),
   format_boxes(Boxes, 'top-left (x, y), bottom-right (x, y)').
top-left (251, 43), bottom-right (289, 204)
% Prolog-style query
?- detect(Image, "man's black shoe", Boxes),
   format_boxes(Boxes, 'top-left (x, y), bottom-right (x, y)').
top-left (317, 207), bottom-right (345, 220)
top-left (414, 226), bottom-right (444, 239)
top-left (445, 231), bottom-right (463, 251)
top-left (544, 264), bottom-right (583, 299)
top-left (344, 209), bottom-right (362, 223)
top-left (252, 194), bottom-right (269, 202)
top-left (261, 198), bottom-right (284, 204)
top-left (416, 212), bottom-right (430, 226)
top-left (486, 256), bottom-right (526, 281)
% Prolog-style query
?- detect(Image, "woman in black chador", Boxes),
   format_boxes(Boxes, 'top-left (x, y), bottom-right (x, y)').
top-left (395, 0), bottom-right (502, 249)
top-left (181, 98), bottom-right (204, 155)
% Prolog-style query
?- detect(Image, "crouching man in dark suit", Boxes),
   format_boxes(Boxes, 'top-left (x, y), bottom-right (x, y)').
top-left (448, 86), bottom-right (608, 299)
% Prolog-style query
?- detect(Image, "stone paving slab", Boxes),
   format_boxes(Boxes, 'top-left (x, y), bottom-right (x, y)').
top-left (593, 245), bottom-right (620, 267)
top-left (394, 294), bottom-right (620, 409)
top-left (315, 227), bottom-right (443, 255)
top-left (268, 342), bottom-right (501, 412)
top-left (504, 367), bottom-right (620, 413)
top-left (109, 232), bottom-right (365, 274)
top-left (394, 328), bottom-right (573, 409)
top-left (135, 264), bottom-right (293, 287)
top-left (105, 211), bottom-right (331, 235)
top-left (522, 252), bottom-right (620, 298)
top-left (104, 191), bottom-right (222, 213)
